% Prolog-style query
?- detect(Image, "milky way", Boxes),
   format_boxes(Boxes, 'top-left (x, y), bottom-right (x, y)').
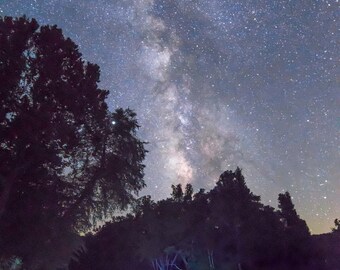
top-left (1, 0), bottom-right (339, 234)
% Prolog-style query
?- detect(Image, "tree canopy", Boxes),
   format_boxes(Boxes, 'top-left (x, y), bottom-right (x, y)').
top-left (0, 16), bottom-right (146, 268)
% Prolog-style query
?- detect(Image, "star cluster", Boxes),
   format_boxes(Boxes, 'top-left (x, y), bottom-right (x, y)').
top-left (1, 0), bottom-right (339, 234)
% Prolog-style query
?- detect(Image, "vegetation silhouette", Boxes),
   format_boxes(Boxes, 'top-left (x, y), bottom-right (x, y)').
top-left (0, 16), bottom-right (339, 270)
top-left (0, 16), bottom-right (146, 269)
top-left (69, 169), bottom-right (334, 270)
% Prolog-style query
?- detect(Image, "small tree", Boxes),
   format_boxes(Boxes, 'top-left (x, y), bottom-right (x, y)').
top-left (278, 192), bottom-right (309, 234)
top-left (278, 191), bottom-right (311, 268)
top-left (183, 183), bottom-right (194, 202)
top-left (332, 218), bottom-right (340, 232)
top-left (171, 184), bottom-right (184, 202)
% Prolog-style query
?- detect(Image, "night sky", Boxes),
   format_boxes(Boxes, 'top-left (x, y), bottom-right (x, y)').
top-left (1, 0), bottom-right (339, 234)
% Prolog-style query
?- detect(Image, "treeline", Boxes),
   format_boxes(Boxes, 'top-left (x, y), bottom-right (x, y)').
top-left (69, 168), bottom-right (335, 270)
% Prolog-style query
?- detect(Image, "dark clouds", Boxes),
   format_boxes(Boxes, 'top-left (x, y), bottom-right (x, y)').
top-left (1, 0), bottom-right (339, 233)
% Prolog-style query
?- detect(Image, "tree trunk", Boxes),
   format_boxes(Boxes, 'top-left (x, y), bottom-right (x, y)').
top-left (207, 249), bottom-right (215, 270)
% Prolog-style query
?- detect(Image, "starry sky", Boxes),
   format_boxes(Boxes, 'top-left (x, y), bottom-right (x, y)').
top-left (1, 0), bottom-right (339, 234)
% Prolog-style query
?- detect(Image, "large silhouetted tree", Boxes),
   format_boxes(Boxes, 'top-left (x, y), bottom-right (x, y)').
top-left (0, 16), bottom-right (145, 268)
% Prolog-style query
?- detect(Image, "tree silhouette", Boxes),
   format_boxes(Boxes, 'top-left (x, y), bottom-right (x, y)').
top-left (171, 183), bottom-right (184, 202)
top-left (277, 192), bottom-right (314, 269)
top-left (184, 183), bottom-right (193, 202)
top-left (0, 16), bottom-right (146, 268)
top-left (332, 218), bottom-right (340, 233)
